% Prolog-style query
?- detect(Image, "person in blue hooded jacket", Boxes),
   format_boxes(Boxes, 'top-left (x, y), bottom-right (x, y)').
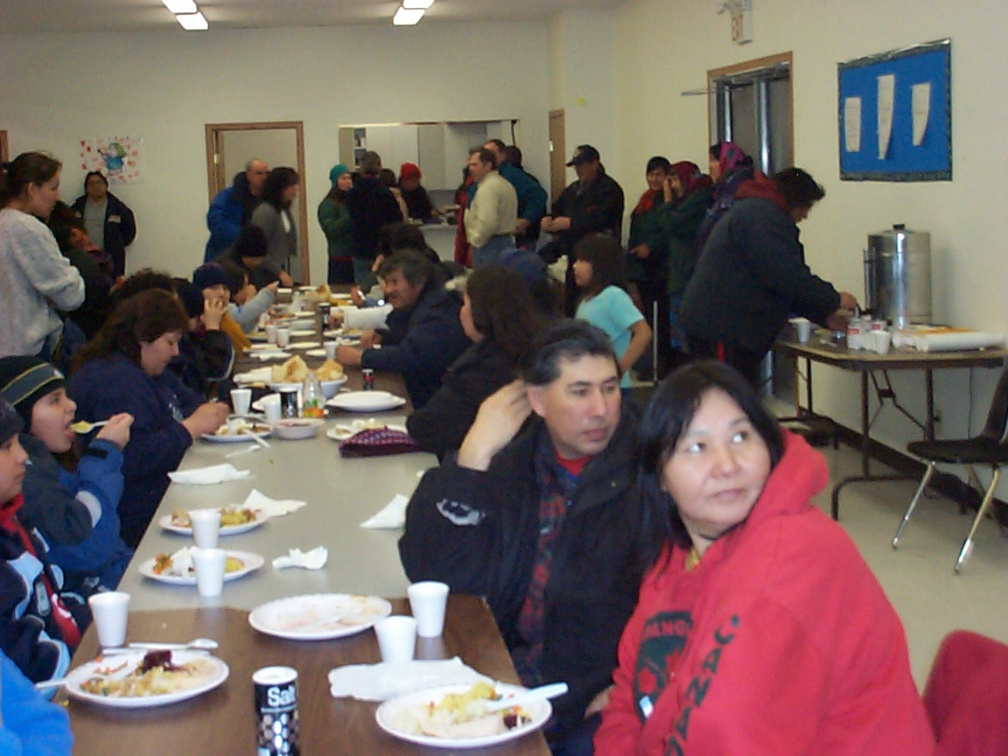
top-left (202, 159), bottom-right (268, 262)
top-left (0, 356), bottom-right (133, 591)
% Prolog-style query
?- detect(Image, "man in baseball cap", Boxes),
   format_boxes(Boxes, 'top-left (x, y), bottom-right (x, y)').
top-left (541, 145), bottom-right (625, 315)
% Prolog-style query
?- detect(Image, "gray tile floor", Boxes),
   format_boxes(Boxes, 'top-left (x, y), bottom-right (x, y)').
top-left (811, 442), bottom-right (1008, 687)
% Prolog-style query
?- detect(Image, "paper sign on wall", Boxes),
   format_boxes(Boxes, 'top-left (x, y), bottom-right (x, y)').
top-left (80, 135), bottom-right (144, 183)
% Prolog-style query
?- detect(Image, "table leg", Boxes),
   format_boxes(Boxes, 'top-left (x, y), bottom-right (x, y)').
top-left (861, 370), bottom-right (871, 476)
top-left (925, 369), bottom-right (935, 440)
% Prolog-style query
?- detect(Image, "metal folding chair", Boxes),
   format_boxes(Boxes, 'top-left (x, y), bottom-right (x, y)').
top-left (892, 362), bottom-right (1008, 572)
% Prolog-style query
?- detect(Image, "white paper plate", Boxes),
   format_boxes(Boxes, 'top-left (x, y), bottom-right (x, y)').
top-left (326, 423), bottom-right (408, 442)
top-left (289, 341), bottom-right (321, 350)
top-left (305, 348), bottom-right (328, 358)
top-left (326, 391), bottom-right (406, 413)
top-left (251, 394), bottom-right (279, 412)
top-left (323, 329), bottom-right (361, 340)
top-left (158, 510), bottom-right (267, 537)
top-left (289, 329), bottom-right (315, 337)
top-left (248, 594), bottom-right (392, 641)
top-left (201, 423), bottom-right (272, 443)
top-left (64, 651), bottom-right (229, 709)
top-left (277, 287), bottom-right (292, 295)
top-left (375, 682), bottom-right (551, 748)
top-left (139, 550), bottom-right (264, 585)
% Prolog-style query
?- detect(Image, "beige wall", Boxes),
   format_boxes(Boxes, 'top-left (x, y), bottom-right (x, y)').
top-left (0, 22), bottom-right (550, 283)
top-left (612, 0), bottom-right (1008, 485)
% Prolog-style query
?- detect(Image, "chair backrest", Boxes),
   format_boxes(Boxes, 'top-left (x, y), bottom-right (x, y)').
top-left (978, 361), bottom-right (1008, 443)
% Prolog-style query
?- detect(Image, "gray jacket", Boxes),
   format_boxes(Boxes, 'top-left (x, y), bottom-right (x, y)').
top-left (250, 202), bottom-right (297, 274)
top-left (0, 209), bottom-right (84, 357)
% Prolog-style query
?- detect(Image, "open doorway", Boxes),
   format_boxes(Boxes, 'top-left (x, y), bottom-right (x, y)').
top-left (204, 122), bottom-right (310, 283)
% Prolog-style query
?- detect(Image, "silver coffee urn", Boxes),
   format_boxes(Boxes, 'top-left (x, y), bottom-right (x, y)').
top-left (863, 224), bottom-right (932, 327)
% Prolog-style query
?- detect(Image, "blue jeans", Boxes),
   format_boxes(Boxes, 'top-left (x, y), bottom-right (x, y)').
top-left (351, 256), bottom-right (377, 290)
top-left (471, 235), bottom-right (514, 268)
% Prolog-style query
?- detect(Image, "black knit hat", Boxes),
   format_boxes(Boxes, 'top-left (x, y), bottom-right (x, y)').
top-left (0, 356), bottom-right (66, 429)
top-left (174, 279), bottom-right (205, 319)
top-left (0, 398), bottom-right (22, 446)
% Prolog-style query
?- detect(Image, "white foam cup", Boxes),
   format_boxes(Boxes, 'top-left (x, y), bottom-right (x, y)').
top-left (872, 329), bottom-right (892, 354)
top-left (192, 547), bottom-right (227, 598)
top-left (265, 323), bottom-right (278, 344)
top-left (276, 327), bottom-right (290, 348)
top-left (261, 394), bottom-right (282, 424)
top-left (374, 616), bottom-right (417, 663)
top-left (790, 317), bottom-right (812, 344)
top-left (88, 591), bottom-right (130, 648)
top-left (324, 341), bottom-right (338, 361)
top-left (407, 581), bottom-right (449, 638)
top-left (230, 388), bottom-right (252, 416)
top-left (188, 508), bottom-right (222, 548)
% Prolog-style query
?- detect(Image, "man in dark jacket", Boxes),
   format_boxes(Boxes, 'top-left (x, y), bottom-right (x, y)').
top-left (203, 159), bottom-right (268, 262)
top-left (680, 167), bottom-right (858, 386)
top-left (334, 250), bottom-right (470, 409)
top-left (399, 319), bottom-right (642, 753)
top-left (71, 172), bottom-right (137, 279)
top-left (541, 145), bottom-right (625, 315)
top-left (345, 151), bottom-right (403, 287)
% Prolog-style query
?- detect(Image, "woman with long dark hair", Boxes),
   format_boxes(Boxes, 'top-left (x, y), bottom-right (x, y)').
top-left (67, 289), bottom-right (228, 546)
top-left (572, 234), bottom-right (652, 391)
top-left (594, 361), bottom-right (934, 754)
top-left (0, 152), bottom-right (84, 359)
top-left (406, 265), bottom-right (540, 459)
top-left (250, 166), bottom-right (299, 278)
top-left (318, 164), bottom-right (354, 285)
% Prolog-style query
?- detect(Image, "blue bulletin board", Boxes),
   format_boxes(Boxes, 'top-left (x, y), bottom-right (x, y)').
top-left (838, 39), bottom-right (951, 181)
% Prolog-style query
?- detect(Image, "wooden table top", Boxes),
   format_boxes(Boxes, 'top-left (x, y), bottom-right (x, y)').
top-left (66, 595), bottom-right (549, 755)
top-left (774, 334), bottom-right (1008, 371)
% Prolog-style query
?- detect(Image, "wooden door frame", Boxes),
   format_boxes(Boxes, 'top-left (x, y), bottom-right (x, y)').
top-left (548, 109), bottom-right (566, 204)
top-left (204, 121), bottom-right (310, 283)
top-left (707, 51), bottom-right (794, 162)
top-left (0, 131), bottom-right (8, 162)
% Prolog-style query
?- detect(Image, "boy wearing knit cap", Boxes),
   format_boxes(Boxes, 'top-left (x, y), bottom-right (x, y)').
top-left (193, 262), bottom-right (248, 359)
top-left (0, 397), bottom-right (85, 686)
top-left (0, 356), bottom-right (133, 591)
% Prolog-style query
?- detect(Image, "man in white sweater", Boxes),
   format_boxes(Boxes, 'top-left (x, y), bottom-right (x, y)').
top-left (463, 148), bottom-right (518, 268)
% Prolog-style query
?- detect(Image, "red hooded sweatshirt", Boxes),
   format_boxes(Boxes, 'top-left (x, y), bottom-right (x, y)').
top-left (595, 431), bottom-right (934, 755)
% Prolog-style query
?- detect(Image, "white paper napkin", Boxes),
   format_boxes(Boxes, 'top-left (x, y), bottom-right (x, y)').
top-left (242, 489), bottom-right (306, 517)
top-left (360, 493), bottom-right (409, 529)
top-left (328, 658), bottom-right (489, 701)
top-left (272, 546), bottom-right (328, 570)
top-left (234, 367), bottom-right (273, 384)
top-left (168, 463), bottom-right (251, 485)
top-left (249, 349), bottom-right (291, 362)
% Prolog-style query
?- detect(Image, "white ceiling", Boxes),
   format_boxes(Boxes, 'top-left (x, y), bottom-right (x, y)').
top-left (3, 0), bottom-right (620, 34)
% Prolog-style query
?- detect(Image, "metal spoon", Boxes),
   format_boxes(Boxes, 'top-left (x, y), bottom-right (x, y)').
top-left (101, 637), bottom-right (220, 655)
top-left (70, 419), bottom-right (109, 434)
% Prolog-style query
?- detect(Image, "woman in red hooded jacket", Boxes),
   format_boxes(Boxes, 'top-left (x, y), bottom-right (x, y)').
top-left (594, 361), bottom-right (934, 755)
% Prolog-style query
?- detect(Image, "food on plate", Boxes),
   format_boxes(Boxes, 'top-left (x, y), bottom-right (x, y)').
top-left (395, 682), bottom-right (533, 739)
top-left (213, 419), bottom-right (270, 437)
top-left (271, 355), bottom-right (310, 383)
top-left (306, 283), bottom-right (332, 303)
top-left (151, 548), bottom-right (244, 577)
top-left (315, 359), bottom-right (344, 381)
top-left (170, 507), bottom-right (256, 529)
top-left (81, 650), bottom-right (217, 698)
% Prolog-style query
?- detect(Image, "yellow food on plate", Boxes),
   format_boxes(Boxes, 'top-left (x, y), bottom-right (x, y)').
top-left (213, 420), bottom-right (270, 437)
top-left (81, 652), bottom-right (217, 697)
top-left (397, 682), bottom-right (533, 739)
top-left (271, 355), bottom-right (309, 383)
top-left (171, 507), bottom-right (255, 529)
top-left (315, 359), bottom-right (345, 381)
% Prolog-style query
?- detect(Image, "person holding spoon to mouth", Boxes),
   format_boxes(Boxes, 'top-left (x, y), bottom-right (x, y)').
top-left (0, 356), bottom-right (133, 591)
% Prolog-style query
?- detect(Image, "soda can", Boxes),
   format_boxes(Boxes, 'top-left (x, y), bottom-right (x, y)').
top-left (317, 302), bottom-right (331, 323)
top-left (362, 369), bottom-right (374, 391)
top-left (253, 666), bottom-right (300, 756)
top-left (279, 389), bottom-right (299, 419)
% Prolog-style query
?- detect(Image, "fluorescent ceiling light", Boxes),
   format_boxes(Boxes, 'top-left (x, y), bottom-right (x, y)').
top-left (393, 7), bottom-right (424, 25)
top-left (162, 0), bottom-right (198, 13)
top-left (176, 11), bottom-right (208, 30)
top-left (403, 0), bottom-right (435, 8)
